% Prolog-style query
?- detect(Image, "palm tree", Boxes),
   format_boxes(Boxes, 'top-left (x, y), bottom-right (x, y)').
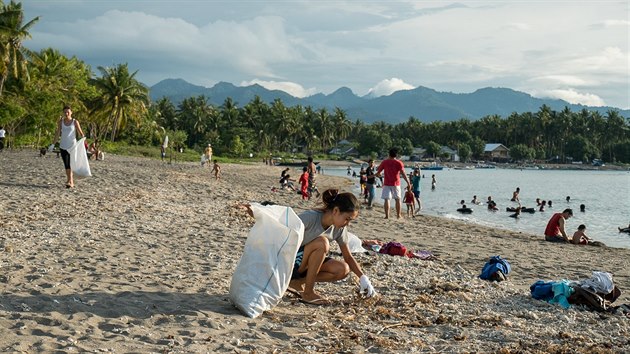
top-left (0, 0), bottom-right (39, 96)
top-left (316, 108), bottom-right (334, 153)
top-left (89, 63), bottom-right (149, 141)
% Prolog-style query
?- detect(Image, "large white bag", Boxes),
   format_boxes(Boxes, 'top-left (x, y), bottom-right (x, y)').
top-left (229, 203), bottom-right (304, 318)
top-left (68, 138), bottom-right (92, 177)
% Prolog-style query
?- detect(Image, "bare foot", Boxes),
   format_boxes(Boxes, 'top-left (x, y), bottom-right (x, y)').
top-left (300, 290), bottom-right (330, 305)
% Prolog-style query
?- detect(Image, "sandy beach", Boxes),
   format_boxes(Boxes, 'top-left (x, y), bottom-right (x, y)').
top-left (1, 150), bottom-right (629, 353)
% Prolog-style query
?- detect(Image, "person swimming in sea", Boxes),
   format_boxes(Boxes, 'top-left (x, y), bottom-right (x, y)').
top-left (457, 204), bottom-right (473, 214)
top-left (580, 204), bottom-right (586, 212)
top-left (619, 223), bottom-right (630, 233)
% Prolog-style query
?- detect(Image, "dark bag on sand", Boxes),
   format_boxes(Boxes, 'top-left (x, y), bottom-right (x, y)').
top-left (379, 242), bottom-right (407, 257)
top-left (568, 285), bottom-right (622, 312)
top-left (479, 256), bottom-right (511, 282)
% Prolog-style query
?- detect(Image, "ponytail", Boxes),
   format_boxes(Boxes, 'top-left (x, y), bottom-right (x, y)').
top-left (318, 188), bottom-right (359, 213)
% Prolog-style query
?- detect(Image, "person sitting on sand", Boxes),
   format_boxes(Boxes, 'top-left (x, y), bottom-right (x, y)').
top-left (87, 139), bottom-right (101, 161)
top-left (572, 224), bottom-right (593, 245)
top-left (242, 189), bottom-right (377, 305)
top-left (279, 174), bottom-right (296, 191)
top-left (544, 208), bottom-right (573, 243)
top-left (619, 223), bottom-right (630, 233)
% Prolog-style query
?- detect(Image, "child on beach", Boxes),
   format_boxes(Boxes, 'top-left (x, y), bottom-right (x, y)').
top-left (279, 174), bottom-right (296, 191)
top-left (299, 166), bottom-right (309, 200)
top-left (211, 160), bottom-right (221, 180)
top-left (404, 186), bottom-right (415, 217)
top-left (241, 189), bottom-right (377, 305)
top-left (411, 169), bottom-right (422, 213)
top-left (572, 224), bottom-right (593, 245)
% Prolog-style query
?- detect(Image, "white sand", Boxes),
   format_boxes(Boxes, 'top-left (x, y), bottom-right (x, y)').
top-left (1, 150), bottom-right (628, 352)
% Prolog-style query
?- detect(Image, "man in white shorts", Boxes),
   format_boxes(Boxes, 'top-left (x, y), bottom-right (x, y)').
top-left (376, 148), bottom-right (411, 219)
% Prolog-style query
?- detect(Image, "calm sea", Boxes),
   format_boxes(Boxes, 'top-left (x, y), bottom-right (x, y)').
top-left (321, 166), bottom-right (630, 249)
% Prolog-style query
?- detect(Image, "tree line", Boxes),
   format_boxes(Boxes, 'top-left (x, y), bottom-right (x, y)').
top-left (2, 1), bottom-right (629, 163)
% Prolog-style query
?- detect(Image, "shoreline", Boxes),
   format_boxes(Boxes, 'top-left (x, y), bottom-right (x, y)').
top-left (1, 150), bottom-right (628, 352)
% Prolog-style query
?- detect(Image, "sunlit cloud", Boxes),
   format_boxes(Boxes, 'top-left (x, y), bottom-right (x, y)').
top-left (240, 79), bottom-right (317, 98)
top-left (533, 89), bottom-right (606, 107)
top-left (365, 78), bottom-right (414, 97)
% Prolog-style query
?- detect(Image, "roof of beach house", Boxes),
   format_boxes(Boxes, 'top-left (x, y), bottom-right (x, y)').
top-left (484, 143), bottom-right (509, 152)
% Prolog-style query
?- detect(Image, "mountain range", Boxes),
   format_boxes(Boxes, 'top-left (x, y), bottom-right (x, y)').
top-left (149, 78), bottom-right (629, 124)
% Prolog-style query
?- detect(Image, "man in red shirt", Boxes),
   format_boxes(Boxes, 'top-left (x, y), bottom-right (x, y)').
top-left (376, 148), bottom-right (411, 219)
top-left (544, 208), bottom-right (573, 242)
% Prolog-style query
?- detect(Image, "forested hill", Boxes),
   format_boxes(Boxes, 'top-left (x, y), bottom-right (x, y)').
top-left (150, 78), bottom-right (629, 123)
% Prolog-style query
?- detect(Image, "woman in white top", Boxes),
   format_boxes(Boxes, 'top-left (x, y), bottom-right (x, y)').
top-left (54, 105), bottom-right (85, 188)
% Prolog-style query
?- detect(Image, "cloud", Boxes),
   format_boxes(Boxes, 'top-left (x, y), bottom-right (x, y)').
top-left (590, 19), bottom-right (630, 29)
top-left (239, 79), bottom-right (317, 98)
top-left (527, 75), bottom-right (591, 87)
top-left (30, 10), bottom-right (304, 80)
top-left (533, 89), bottom-right (606, 107)
top-left (365, 78), bottom-right (414, 97)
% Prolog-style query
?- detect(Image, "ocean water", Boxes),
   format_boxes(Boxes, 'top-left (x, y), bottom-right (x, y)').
top-left (322, 166), bottom-right (630, 249)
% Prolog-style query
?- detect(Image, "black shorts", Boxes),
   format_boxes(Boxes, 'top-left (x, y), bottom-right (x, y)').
top-left (291, 245), bottom-right (332, 279)
top-left (60, 149), bottom-right (71, 169)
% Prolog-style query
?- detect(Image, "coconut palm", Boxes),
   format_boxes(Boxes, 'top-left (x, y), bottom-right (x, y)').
top-left (89, 63), bottom-right (149, 141)
top-left (0, 0), bottom-right (39, 96)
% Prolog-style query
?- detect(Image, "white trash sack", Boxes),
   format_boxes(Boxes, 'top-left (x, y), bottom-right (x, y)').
top-left (229, 203), bottom-right (304, 318)
top-left (347, 232), bottom-right (366, 253)
top-left (68, 138), bottom-right (92, 177)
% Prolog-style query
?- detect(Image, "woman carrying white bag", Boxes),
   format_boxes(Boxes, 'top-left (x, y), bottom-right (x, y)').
top-left (54, 105), bottom-right (87, 188)
top-left (242, 189), bottom-right (377, 306)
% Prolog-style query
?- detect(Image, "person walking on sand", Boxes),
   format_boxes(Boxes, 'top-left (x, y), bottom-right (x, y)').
top-left (365, 159), bottom-right (377, 209)
top-left (299, 166), bottom-right (310, 200)
top-left (307, 156), bottom-right (320, 199)
top-left (404, 185), bottom-right (415, 217)
top-left (376, 148), bottom-right (411, 219)
top-left (204, 144), bottom-right (213, 166)
top-left (544, 208), bottom-right (573, 243)
top-left (411, 168), bottom-right (422, 214)
top-left (241, 190), bottom-right (377, 305)
top-left (0, 126), bottom-right (6, 151)
top-left (211, 160), bottom-right (221, 180)
top-left (54, 105), bottom-right (85, 188)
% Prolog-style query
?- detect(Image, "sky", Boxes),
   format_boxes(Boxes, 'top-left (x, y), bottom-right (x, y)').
top-left (22, 1), bottom-right (630, 109)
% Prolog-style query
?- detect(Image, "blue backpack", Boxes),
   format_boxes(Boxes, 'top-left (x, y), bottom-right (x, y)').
top-left (479, 256), bottom-right (511, 282)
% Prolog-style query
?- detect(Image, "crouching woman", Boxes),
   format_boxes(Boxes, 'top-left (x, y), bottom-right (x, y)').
top-left (290, 189), bottom-right (376, 305)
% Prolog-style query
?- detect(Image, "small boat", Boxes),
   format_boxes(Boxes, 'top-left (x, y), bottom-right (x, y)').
top-left (422, 162), bottom-right (445, 170)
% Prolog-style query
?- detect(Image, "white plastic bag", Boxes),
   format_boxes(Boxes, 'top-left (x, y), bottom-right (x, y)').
top-left (580, 271), bottom-right (614, 294)
top-left (347, 232), bottom-right (366, 253)
top-left (68, 138), bottom-right (92, 177)
top-left (229, 203), bottom-right (304, 318)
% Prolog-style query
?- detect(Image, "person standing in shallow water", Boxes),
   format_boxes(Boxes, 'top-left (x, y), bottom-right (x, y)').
top-left (54, 105), bottom-right (85, 188)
